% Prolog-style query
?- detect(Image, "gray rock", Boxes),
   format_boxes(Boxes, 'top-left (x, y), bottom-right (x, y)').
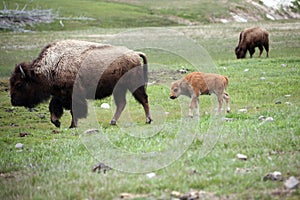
top-left (15, 143), bottom-right (23, 149)
top-left (284, 176), bottom-right (299, 189)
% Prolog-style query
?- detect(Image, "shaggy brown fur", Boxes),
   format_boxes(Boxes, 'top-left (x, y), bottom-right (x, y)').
top-left (235, 27), bottom-right (269, 59)
top-left (10, 40), bottom-right (152, 128)
top-left (170, 72), bottom-right (230, 117)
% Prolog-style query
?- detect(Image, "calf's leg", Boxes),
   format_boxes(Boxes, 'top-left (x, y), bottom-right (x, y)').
top-left (223, 92), bottom-right (230, 113)
top-left (189, 95), bottom-right (199, 117)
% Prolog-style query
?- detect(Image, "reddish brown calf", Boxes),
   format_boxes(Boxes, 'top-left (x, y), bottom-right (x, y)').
top-left (170, 72), bottom-right (230, 117)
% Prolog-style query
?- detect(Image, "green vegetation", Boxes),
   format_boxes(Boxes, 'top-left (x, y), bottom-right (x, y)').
top-left (1, 1), bottom-right (300, 199)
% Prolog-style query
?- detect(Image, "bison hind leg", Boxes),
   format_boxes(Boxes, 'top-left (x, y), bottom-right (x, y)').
top-left (132, 86), bottom-right (152, 124)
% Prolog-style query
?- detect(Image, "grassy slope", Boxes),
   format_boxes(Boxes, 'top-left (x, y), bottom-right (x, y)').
top-left (1, 1), bottom-right (300, 200)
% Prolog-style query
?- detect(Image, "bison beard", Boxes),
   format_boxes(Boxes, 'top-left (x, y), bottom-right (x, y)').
top-left (10, 40), bottom-right (152, 128)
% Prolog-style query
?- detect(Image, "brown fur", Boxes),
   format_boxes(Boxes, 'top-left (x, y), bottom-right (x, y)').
top-left (235, 27), bottom-right (269, 59)
top-left (10, 40), bottom-right (152, 128)
top-left (170, 72), bottom-right (230, 117)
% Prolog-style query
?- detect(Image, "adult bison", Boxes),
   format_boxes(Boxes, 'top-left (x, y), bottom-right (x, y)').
top-left (10, 40), bottom-right (152, 128)
top-left (235, 27), bottom-right (269, 59)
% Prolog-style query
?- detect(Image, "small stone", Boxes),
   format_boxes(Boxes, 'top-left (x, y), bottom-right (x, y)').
top-left (36, 114), bottom-right (46, 119)
top-left (260, 77), bottom-right (266, 80)
top-left (263, 171), bottom-right (283, 181)
top-left (275, 100), bottom-right (282, 104)
top-left (171, 191), bottom-right (181, 198)
top-left (15, 143), bottom-right (24, 149)
top-left (19, 132), bottom-right (29, 137)
top-left (265, 117), bottom-right (274, 122)
top-left (146, 172), bottom-right (156, 179)
top-left (5, 108), bottom-right (14, 113)
top-left (84, 129), bottom-right (99, 134)
top-left (223, 117), bottom-right (235, 122)
top-left (258, 116), bottom-right (266, 121)
top-left (285, 102), bottom-right (292, 105)
top-left (100, 103), bottom-right (110, 109)
top-left (281, 64), bottom-right (287, 67)
top-left (238, 108), bottom-right (247, 113)
top-left (52, 130), bottom-right (60, 134)
top-left (244, 68), bottom-right (249, 72)
top-left (237, 153), bottom-right (247, 160)
top-left (284, 176), bottom-right (299, 189)
top-left (285, 94), bottom-right (291, 97)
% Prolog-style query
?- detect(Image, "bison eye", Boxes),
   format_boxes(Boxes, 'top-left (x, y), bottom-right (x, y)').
top-left (173, 88), bottom-right (178, 92)
top-left (15, 82), bottom-right (23, 89)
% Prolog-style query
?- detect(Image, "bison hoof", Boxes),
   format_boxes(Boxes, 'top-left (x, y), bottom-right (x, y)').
top-left (146, 118), bottom-right (152, 124)
top-left (110, 120), bottom-right (117, 125)
top-left (52, 120), bottom-right (61, 128)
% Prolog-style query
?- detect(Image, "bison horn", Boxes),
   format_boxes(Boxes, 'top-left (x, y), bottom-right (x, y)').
top-left (19, 65), bottom-right (26, 78)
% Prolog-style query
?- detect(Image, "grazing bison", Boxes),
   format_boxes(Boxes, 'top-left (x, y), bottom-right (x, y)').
top-left (10, 40), bottom-right (152, 128)
top-left (170, 72), bottom-right (230, 117)
top-left (235, 27), bottom-right (269, 59)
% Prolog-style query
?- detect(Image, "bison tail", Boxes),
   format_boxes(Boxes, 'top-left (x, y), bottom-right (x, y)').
top-left (137, 52), bottom-right (148, 89)
top-left (223, 76), bottom-right (229, 89)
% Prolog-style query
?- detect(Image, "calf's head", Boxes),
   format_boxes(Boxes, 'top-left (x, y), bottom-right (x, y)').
top-left (170, 80), bottom-right (182, 99)
top-left (10, 63), bottom-right (50, 108)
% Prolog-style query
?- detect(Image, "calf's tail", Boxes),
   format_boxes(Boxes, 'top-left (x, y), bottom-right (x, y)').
top-left (223, 76), bottom-right (229, 89)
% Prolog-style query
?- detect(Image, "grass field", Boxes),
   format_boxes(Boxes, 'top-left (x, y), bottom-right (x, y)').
top-left (1, 1), bottom-right (300, 200)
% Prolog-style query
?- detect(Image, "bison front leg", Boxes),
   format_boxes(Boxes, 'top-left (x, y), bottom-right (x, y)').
top-left (111, 88), bottom-right (127, 125)
top-left (258, 45), bottom-right (264, 57)
top-left (189, 96), bottom-right (199, 117)
top-left (49, 97), bottom-right (63, 128)
top-left (132, 86), bottom-right (152, 124)
top-left (249, 47), bottom-right (255, 58)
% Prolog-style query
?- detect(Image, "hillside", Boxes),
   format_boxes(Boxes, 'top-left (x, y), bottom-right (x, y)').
top-left (1, 0), bottom-right (299, 31)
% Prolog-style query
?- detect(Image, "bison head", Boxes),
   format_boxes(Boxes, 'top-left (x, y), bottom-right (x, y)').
top-left (235, 46), bottom-right (246, 59)
top-left (10, 62), bottom-right (50, 108)
top-left (170, 80), bottom-right (181, 99)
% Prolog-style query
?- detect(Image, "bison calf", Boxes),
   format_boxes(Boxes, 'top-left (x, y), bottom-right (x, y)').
top-left (170, 72), bottom-right (230, 117)
top-left (10, 40), bottom-right (152, 128)
top-left (235, 27), bottom-right (269, 59)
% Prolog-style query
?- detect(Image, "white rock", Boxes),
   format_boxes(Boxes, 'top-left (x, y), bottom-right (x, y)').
top-left (84, 129), bottom-right (99, 134)
top-left (266, 13), bottom-right (275, 20)
top-left (285, 102), bottom-right (292, 105)
top-left (281, 63), bottom-right (287, 67)
top-left (260, 77), bottom-right (266, 80)
top-left (146, 172), bottom-right (156, 179)
top-left (244, 68), bottom-right (249, 72)
top-left (285, 94), bottom-right (291, 97)
top-left (265, 117), bottom-right (274, 122)
top-left (238, 108), bottom-right (247, 113)
top-left (258, 115), bottom-right (266, 121)
top-left (237, 153), bottom-right (247, 160)
top-left (284, 176), bottom-right (299, 189)
top-left (272, 171), bottom-right (282, 180)
top-left (15, 143), bottom-right (24, 149)
top-left (100, 103), bottom-right (110, 109)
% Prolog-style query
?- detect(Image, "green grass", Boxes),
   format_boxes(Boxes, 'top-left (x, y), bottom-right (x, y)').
top-left (1, 1), bottom-right (300, 199)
